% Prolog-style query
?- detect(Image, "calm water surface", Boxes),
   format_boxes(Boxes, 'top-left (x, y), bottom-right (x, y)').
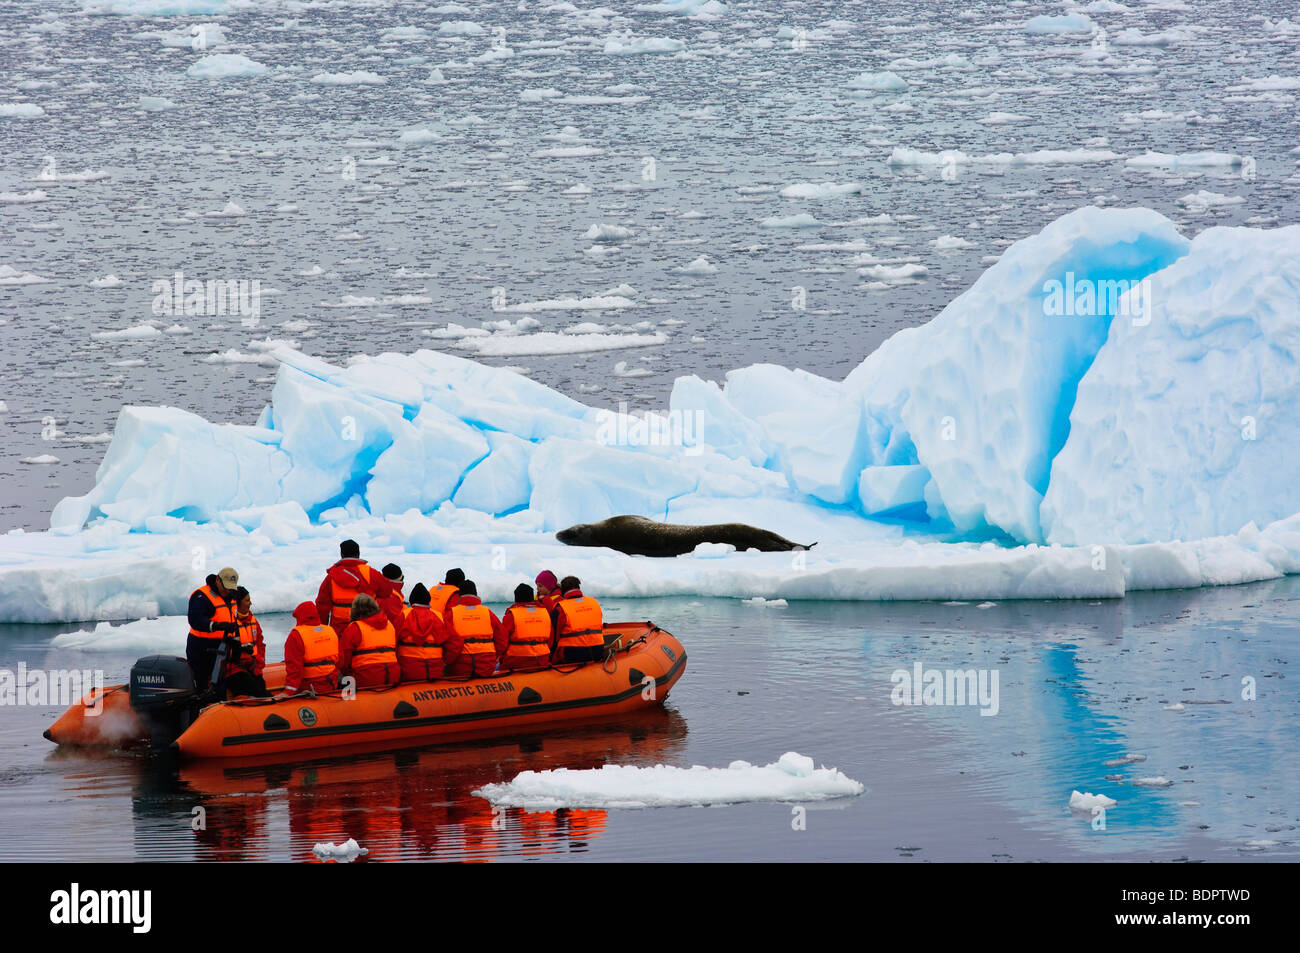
top-left (1, 580), bottom-right (1296, 862)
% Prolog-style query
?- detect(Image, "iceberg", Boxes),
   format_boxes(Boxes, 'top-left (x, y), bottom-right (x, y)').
top-left (473, 752), bottom-right (863, 809)
top-left (5, 207), bottom-right (1300, 623)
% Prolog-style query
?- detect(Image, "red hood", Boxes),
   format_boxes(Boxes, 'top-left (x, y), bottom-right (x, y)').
top-left (293, 601), bottom-right (320, 625)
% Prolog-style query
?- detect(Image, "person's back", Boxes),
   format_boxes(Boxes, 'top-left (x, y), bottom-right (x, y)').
top-left (501, 583), bottom-right (552, 673)
top-left (283, 601), bottom-right (339, 696)
top-left (553, 576), bottom-right (604, 665)
top-left (397, 583), bottom-right (448, 682)
top-left (340, 594), bottom-right (399, 689)
top-left (427, 567), bottom-right (464, 618)
top-left (379, 563), bottom-right (406, 627)
top-left (444, 580), bottom-right (502, 678)
top-left (316, 540), bottom-right (393, 632)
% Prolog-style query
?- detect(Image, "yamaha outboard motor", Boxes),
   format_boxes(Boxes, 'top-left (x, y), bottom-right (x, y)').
top-left (129, 655), bottom-right (201, 749)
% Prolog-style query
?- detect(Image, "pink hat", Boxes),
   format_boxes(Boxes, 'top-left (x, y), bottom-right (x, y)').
top-left (535, 570), bottom-right (558, 590)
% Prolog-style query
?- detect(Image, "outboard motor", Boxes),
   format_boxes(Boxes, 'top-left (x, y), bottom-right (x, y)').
top-left (129, 655), bottom-right (201, 749)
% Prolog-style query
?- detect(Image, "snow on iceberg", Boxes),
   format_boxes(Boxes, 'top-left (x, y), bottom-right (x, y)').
top-left (473, 752), bottom-right (863, 809)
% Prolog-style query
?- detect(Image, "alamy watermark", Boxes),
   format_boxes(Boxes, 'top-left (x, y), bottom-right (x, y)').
top-left (890, 661), bottom-right (1000, 716)
top-left (0, 664), bottom-right (104, 713)
top-left (152, 270), bottom-right (261, 326)
top-left (594, 402), bottom-right (705, 455)
top-left (1042, 272), bottom-right (1152, 326)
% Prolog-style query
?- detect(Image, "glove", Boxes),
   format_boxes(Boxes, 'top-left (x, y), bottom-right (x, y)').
top-left (214, 621), bottom-right (239, 634)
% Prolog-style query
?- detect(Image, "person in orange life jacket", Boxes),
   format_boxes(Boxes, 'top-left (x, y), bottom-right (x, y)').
top-left (427, 567), bottom-right (464, 617)
top-left (552, 575), bottom-right (606, 665)
top-left (226, 586), bottom-right (270, 698)
top-left (443, 580), bottom-right (504, 678)
top-left (315, 539), bottom-right (395, 632)
top-left (535, 570), bottom-right (561, 612)
top-left (500, 583), bottom-right (553, 674)
top-left (397, 583), bottom-right (450, 682)
top-left (339, 594), bottom-right (400, 689)
top-left (282, 601), bottom-right (339, 696)
top-left (378, 562), bottom-right (406, 626)
top-left (186, 566), bottom-right (241, 691)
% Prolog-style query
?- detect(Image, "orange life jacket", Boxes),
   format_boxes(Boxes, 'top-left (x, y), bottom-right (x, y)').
top-left (505, 605), bottom-right (551, 661)
top-left (428, 583), bottom-right (459, 616)
top-left (231, 613), bottom-right (261, 672)
top-left (449, 604), bottom-right (496, 656)
top-left (236, 614), bottom-right (259, 649)
top-left (328, 562), bottom-right (375, 628)
top-left (296, 624), bottom-right (339, 684)
top-left (555, 596), bottom-right (604, 650)
top-left (189, 585), bottom-right (236, 640)
top-left (350, 616), bottom-right (397, 667)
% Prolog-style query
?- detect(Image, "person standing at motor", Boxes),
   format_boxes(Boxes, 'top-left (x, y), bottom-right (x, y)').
top-left (186, 566), bottom-right (241, 691)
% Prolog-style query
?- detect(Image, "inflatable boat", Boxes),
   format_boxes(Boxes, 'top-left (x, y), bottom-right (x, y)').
top-left (45, 622), bottom-right (686, 760)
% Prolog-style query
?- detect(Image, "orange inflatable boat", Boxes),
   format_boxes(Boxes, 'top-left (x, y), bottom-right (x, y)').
top-left (45, 622), bottom-right (686, 760)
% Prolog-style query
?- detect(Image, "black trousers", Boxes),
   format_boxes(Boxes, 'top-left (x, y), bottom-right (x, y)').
top-left (186, 633), bottom-right (223, 692)
top-left (226, 670), bottom-right (270, 698)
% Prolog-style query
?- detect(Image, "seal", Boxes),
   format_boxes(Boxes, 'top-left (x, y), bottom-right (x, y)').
top-left (556, 515), bottom-right (817, 558)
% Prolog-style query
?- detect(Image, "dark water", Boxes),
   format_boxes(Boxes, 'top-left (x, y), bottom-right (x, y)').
top-left (2, 579), bottom-right (1296, 862)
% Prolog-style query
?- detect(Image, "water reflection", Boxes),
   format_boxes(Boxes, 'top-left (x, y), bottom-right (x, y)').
top-left (147, 710), bottom-right (690, 862)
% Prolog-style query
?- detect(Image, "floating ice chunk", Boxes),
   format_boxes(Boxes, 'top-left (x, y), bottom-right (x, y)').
top-left (929, 235), bottom-right (975, 249)
top-left (187, 53), bottom-right (268, 80)
top-left (845, 71), bottom-right (907, 92)
top-left (1178, 190), bottom-right (1244, 210)
top-left (1, 103), bottom-right (46, 118)
top-left (583, 223), bottom-right (634, 242)
top-left (742, 596), bottom-right (788, 607)
top-left (0, 265), bottom-right (55, 286)
top-left (1125, 151), bottom-right (1242, 169)
top-left (1069, 790), bottom-right (1116, 810)
top-left (1103, 753), bottom-right (1147, 767)
top-left (677, 255), bottom-right (717, 275)
top-left (1133, 777), bottom-right (1173, 788)
top-left (21, 455), bottom-right (59, 465)
top-left (312, 839), bottom-right (368, 862)
top-left (604, 37), bottom-right (685, 55)
top-left (474, 752), bottom-right (862, 809)
top-left (92, 324), bottom-right (161, 341)
top-left (0, 190), bottom-right (48, 203)
top-left (90, 275), bottom-right (123, 288)
top-left (311, 71), bottom-right (387, 85)
top-left (438, 21), bottom-right (484, 35)
top-left (1025, 13), bottom-right (1096, 34)
top-left (779, 182), bottom-right (863, 199)
top-left (760, 213), bottom-right (820, 229)
top-left (138, 95), bottom-right (178, 112)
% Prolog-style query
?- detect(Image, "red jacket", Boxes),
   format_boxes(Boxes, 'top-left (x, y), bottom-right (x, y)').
top-left (397, 604), bottom-right (450, 681)
top-left (315, 559), bottom-right (394, 630)
top-left (443, 595), bottom-right (504, 678)
top-left (284, 602), bottom-right (338, 695)
top-left (339, 609), bottom-right (400, 689)
top-left (379, 581), bottom-right (406, 628)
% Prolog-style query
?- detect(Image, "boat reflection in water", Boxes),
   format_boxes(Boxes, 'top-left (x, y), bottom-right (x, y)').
top-left (170, 708), bottom-right (688, 862)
